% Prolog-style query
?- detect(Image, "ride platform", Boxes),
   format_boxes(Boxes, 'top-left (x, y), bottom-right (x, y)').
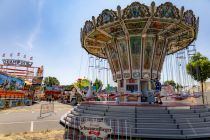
top-left (80, 101), bottom-right (195, 107)
top-left (60, 101), bottom-right (210, 139)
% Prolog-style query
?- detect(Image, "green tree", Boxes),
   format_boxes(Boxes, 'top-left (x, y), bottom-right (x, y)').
top-left (164, 80), bottom-right (176, 87)
top-left (63, 84), bottom-right (74, 91)
top-left (164, 80), bottom-right (183, 91)
top-left (43, 76), bottom-right (60, 87)
top-left (74, 78), bottom-right (90, 90)
top-left (93, 78), bottom-right (103, 92)
top-left (186, 52), bottom-right (210, 104)
top-left (175, 83), bottom-right (183, 91)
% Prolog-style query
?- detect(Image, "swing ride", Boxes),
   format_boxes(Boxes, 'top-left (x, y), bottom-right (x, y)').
top-left (80, 1), bottom-right (199, 102)
top-left (161, 43), bottom-right (202, 101)
top-left (60, 2), bottom-right (210, 139)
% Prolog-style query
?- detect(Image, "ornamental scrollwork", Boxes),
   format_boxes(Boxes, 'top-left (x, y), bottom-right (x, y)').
top-left (83, 20), bottom-right (94, 34)
top-left (96, 9), bottom-right (118, 26)
top-left (122, 2), bottom-right (150, 19)
top-left (155, 2), bottom-right (180, 19)
top-left (183, 10), bottom-right (196, 26)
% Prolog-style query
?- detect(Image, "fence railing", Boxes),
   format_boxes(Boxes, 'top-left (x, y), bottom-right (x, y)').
top-left (205, 95), bottom-right (209, 105)
top-left (64, 116), bottom-right (133, 140)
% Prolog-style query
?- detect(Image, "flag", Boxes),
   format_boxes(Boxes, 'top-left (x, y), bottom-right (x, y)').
top-left (10, 53), bottom-right (13, 57)
top-left (2, 53), bottom-right (5, 57)
top-left (23, 54), bottom-right (26, 58)
top-left (30, 56), bottom-right (33, 60)
top-left (17, 52), bottom-right (20, 56)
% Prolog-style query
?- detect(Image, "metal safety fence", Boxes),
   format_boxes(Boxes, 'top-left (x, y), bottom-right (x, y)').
top-left (64, 116), bottom-right (134, 140)
top-left (40, 102), bottom-right (54, 117)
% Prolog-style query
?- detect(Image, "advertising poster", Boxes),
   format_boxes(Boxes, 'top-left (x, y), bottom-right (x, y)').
top-left (0, 73), bottom-right (24, 90)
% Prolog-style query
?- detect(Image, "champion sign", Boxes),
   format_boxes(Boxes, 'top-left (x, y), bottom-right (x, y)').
top-left (79, 120), bottom-right (112, 138)
top-left (2, 59), bottom-right (33, 67)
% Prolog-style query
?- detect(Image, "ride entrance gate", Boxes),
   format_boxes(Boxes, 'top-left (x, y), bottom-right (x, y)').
top-left (64, 116), bottom-right (134, 140)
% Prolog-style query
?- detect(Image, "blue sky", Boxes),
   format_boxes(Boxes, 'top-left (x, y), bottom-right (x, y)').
top-left (0, 0), bottom-right (210, 85)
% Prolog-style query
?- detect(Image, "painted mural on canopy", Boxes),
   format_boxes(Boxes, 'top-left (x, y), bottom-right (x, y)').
top-left (0, 73), bottom-right (24, 90)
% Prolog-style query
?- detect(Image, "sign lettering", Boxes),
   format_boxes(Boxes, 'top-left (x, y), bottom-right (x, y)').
top-left (79, 120), bottom-right (112, 138)
top-left (2, 59), bottom-right (33, 67)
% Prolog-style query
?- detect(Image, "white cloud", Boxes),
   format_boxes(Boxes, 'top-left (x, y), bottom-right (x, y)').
top-left (27, 19), bottom-right (41, 50)
top-left (15, 42), bottom-right (26, 49)
top-left (17, 0), bottom-right (45, 51)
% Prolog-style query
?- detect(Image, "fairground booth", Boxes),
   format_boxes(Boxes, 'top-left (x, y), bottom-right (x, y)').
top-left (44, 86), bottom-right (63, 101)
top-left (0, 53), bottom-right (43, 109)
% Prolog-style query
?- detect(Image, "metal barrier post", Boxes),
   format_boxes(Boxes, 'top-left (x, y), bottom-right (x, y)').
top-left (74, 117), bottom-right (76, 140)
top-left (79, 117), bottom-right (81, 140)
top-left (81, 117), bottom-right (85, 140)
top-left (67, 118), bottom-right (70, 140)
top-left (76, 117), bottom-right (79, 140)
top-left (110, 119), bottom-right (112, 140)
top-left (205, 96), bottom-right (208, 105)
top-left (117, 120), bottom-right (119, 140)
top-left (40, 104), bottom-right (42, 118)
top-left (86, 118), bottom-right (88, 140)
top-left (64, 117), bottom-right (67, 139)
top-left (52, 102), bottom-right (54, 113)
top-left (113, 120), bottom-right (116, 140)
top-left (121, 120), bottom-right (124, 140)
top-left (125, 120), bottom-right (127, 140)
top-left (96, 118), bottom-right (98, 140)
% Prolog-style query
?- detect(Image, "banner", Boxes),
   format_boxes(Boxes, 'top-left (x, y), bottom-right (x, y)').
top-left (0, 73), bottom-right (24, 90)
top-left (2, 59), bottom-right (33, 67)
top-left (80, 120), bottom-right (112, 138)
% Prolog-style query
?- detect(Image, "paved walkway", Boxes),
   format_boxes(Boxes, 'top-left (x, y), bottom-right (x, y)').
top-left (0, 101), bottom-right (72, 134)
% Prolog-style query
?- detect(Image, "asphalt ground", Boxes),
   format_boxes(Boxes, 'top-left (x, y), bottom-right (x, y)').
top-left (0, 101), bottom-right (72, 134)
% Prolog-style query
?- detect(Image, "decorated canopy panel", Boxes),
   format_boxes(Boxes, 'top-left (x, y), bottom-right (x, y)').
top-left (81, 1), bottom-right (198, 80)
